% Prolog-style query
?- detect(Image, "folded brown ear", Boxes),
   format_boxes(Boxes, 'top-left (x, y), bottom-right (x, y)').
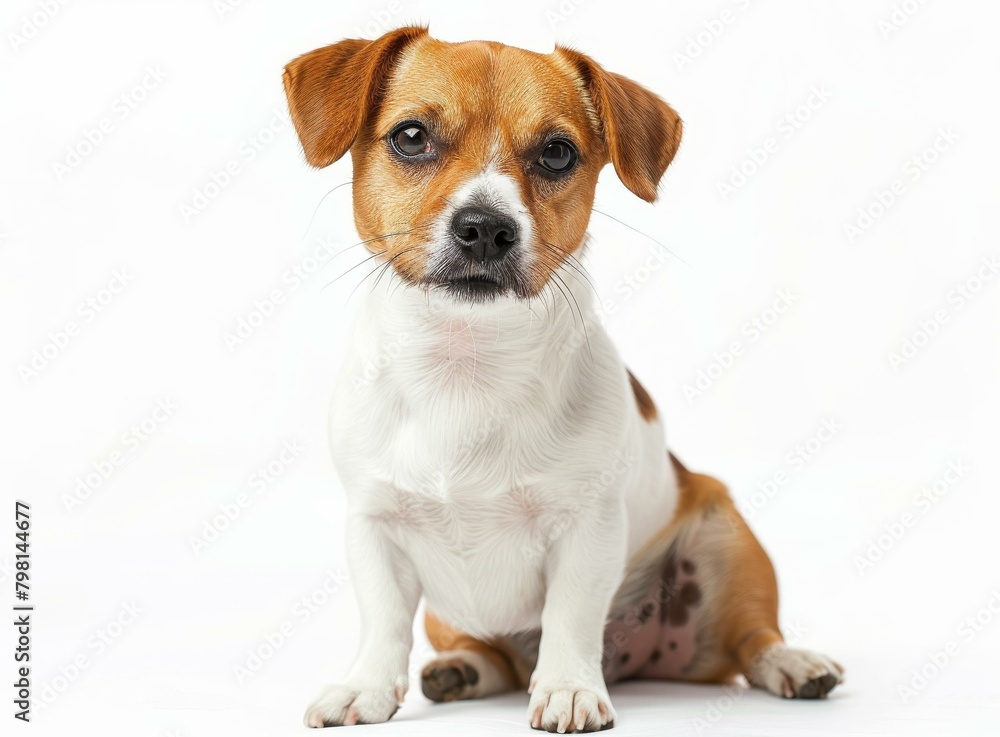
top-left (559, 48), bottom-right (683, 202)
top-left (282, 26), bottom-right (427, 168)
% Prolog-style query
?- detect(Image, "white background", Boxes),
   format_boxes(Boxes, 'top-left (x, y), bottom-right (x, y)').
top-left (2, 0), bottom-right (999, 735)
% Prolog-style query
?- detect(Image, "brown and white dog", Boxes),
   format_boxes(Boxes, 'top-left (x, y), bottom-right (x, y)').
top-left (283, 26), bottom-right (843, 732)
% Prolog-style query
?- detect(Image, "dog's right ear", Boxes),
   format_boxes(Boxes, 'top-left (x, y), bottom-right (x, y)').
top-left (557, 47), bottom-right (683, 203)
top-left (282, 26), bottom-right (427, 168)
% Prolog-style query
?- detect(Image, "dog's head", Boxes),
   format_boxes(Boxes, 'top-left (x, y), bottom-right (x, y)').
top-left (283, 26), bottom-right (682, 304)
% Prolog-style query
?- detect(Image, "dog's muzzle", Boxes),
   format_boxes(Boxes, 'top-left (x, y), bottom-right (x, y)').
top-left (424, 204), bottom-right (528, 303)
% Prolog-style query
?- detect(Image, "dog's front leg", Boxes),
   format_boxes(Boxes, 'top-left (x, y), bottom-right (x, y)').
top-left (305, 514), bottom-right (421, 728)
top-left (528, 503), bottom-right (625, 732)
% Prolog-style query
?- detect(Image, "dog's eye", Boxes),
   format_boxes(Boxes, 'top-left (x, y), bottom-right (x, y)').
top-left (390, 124), bottom-right (431, 157)
top-left (538, 139), bottom-right (577, 173)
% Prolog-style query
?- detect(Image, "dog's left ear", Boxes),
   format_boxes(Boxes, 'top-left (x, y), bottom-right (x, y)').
top-left (283, 26), bottom-right (427, 168)
top-left (558, 48), bottom-right (683, 203)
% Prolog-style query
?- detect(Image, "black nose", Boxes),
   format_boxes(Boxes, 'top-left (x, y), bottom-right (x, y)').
top-left (450, 206), bottom-right (519, 262)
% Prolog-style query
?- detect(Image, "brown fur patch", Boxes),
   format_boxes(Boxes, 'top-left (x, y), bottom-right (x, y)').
top-left (627, 369), bottom-right (657, 421)
top-left (672, 454), bottom-right (783, 683)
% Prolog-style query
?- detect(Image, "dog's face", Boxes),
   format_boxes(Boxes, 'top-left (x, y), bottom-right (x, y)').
top-left (284, 27), bottom-right (682, 303)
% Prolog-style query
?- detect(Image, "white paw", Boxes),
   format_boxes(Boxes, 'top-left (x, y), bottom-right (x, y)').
top-left (528, 681), bottom-right (616, 733)
top-left (304, 683), bottom-right (402, 727)
top-left (751, 645), bottom-right (844, 699)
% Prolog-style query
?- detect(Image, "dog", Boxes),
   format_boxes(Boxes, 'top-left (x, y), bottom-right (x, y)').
top-left (282, 26), bottom-right (843, 732)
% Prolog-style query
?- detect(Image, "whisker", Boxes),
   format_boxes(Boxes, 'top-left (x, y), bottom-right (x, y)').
top-left (541, 281), bottom-right (560, 323)
top-left (320, 223), bottom-right (434, 291)
top-left (492, 302), bottom-right (503, 349)
top-left (591, 207), bottom-right (690, 267)
top-left (388, 271), bottom-right (408, 303)
top-left (531, 264), bottom-right (556, 322)
top-left (337, 223), bottom-right (433, 258)
top-left (321, 249), bottom-right (387, 292)
top-left (370, 258), bottom-right (395, 294)
top-left (298, 180), bottom-right (353, 241)
top-left (541, 241), bottom-right (599, 298)
top-left (535, 246), bottom-right (594, 361)
top-left (545, 266), bottom-right (576, 328)
top-left (371, 249), bottom-right (405, 293)
top-left (551, 269), bottom-right (593, 362)
top-left (535, 247), bottom-right (580, 297)
top-left (543, 240), bottom-right (591, 273)
top-left (346, 247), bottom-right (418, 304)
top-left (448, 314), bottom-right (454, 363)
top-left (469, 317), bottom-right (478, 385)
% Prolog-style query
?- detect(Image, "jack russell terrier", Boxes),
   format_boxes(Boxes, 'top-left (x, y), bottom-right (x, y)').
top-left (283, 26), bottom-right (843, 732)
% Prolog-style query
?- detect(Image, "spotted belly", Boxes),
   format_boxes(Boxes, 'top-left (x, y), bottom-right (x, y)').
top-left (602, 554), bottom-right (705, 683)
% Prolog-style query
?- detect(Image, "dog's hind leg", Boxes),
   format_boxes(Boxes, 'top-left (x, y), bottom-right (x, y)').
top-left (720, 509), bottom-right (844, 699)
top-left (421, 612), bottom-right (526, 702)
top-left (607, 455), bottom-right (843, 699)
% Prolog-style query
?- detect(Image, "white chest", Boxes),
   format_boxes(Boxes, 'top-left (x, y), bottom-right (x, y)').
top-left (329, 284), bottom-right (672, 635)
top-left (371, 480), bottom-right (572, 634)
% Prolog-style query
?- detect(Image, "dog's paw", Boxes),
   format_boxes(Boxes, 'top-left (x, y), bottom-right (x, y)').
top-left (528, 681), bottom-right (616, 733)
top-left (751, 645), bottom-right (844, 699)
top-left (304, 683), bottom-right (401, 727)
top-left (421, 656), bottom-right (481, 702)
top-left (422, 649), bottom-right (518, 702)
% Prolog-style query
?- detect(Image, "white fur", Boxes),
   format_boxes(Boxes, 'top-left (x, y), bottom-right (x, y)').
top-left (426, 164), bottom-right (535, 269)
top-left (748, 645), bottom-right (844, 698)
top-left (306, 174), bottom-right (678, 730)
